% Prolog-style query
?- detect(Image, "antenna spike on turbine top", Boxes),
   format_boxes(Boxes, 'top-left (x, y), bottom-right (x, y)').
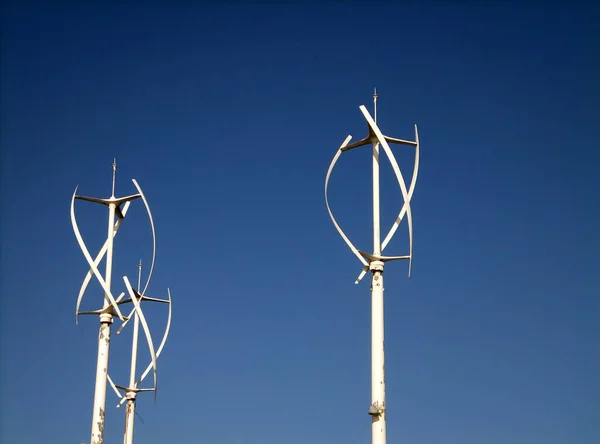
top-left (111, 158), bottom-right (117, 198)
top-left (373, 87), bottom-right (378, 122)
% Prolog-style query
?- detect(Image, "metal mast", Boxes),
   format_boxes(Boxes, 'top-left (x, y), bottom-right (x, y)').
top-left (71, 160), bottom-right (168, 444)
top-left (369, 89), bottom-right (387, 444)
top-left (123, 261), bottom-right (143, 444)
top-left (325, 91), bottom-right (420, 444)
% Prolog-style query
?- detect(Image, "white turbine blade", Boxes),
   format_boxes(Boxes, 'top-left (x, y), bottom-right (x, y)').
top-left (407, 125), bottom-right (419, 277)
top-left (117, 395), bottom-right (128, 408)
top-left (123, 276), bottom-right (158, 403)
top-left (75, 201), bottom-right (131, 324)
top-left (359, 106), bottom-right (415, 276)
top-left (325, 135), bottom-right (369, 271)
top-left (407, 208), bottom-right (413, 277)
top-left (355, 266), bottom-right (369, 284)
top-left (380, 124), bottom-right (419, 254)
top-left (71, 189), bottom-right (126, 321)
top-left (132, 179), bottom-right (156, 297)
top-left (117, 306), bottom-right (137, 335)
top-left (107, 374), bottom-right (123, 399)
top-left (137, 288), bottom-right (172, 396)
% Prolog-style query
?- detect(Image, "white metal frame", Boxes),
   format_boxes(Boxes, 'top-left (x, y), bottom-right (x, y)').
top-left (71, 160), bottom-right (172, 444)
top-left (325, 92), bottom-right (420, 444)
top-left (108, 264), bottom-right (172, 444)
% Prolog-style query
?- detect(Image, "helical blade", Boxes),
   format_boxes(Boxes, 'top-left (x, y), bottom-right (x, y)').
top-left (117, 306), bottom-right (137, 334)
top-left (380, 124), bottom-right (419, 256)
top-left (123, 276), bottom-right (158, 403)
top-left (136, 288), bottom-right (172, 401)
top-left (132, 179), bottom-right (155, 297)
top-left (70, 188), bottom-right (125, 321)
top-left (355, 266), bottom-right (369, 284)
top-left (76, 201), bottom-right (131, 324)
top-left (325, 135), bottom-right (369, 273)
top-left (117, 396), bottom-right (128, 408)
top-left (408, 125), bottom-right (419, 277)
top-left (359, 105), bottom-right (415, 277)
top-left (107, 374), bottom-right (123, 400)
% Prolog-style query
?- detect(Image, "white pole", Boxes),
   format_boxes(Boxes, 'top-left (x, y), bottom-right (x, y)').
top-left (370, 89), bottom-right (386, 444)
top-left (326, 91), bottom-right (418, 444)
top-left (370, 262), bottom-right (386, 444)
top-left (124, 261), bottom-right (142, 444)
top-left (90, 161), bottom-right (118, 444)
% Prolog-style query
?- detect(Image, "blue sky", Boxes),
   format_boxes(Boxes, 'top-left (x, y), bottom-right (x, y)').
top-left (1, 2), bottom-right (599, 443)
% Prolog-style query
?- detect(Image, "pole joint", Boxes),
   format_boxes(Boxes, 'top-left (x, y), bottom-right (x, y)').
top-left (99, 313), bottom-right (114, 324)
top-left (368, 401), bottom-right (386, 416)
top-left (369, 260), bottom-right (384, 273)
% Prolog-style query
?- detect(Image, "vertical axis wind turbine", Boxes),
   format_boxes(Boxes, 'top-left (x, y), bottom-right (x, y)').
top-left (106, 260), bottom-right (172, 444)
top-left (71, 160), bottom-right (157, 444)
top-left (325, 91), bottom-right (420, 444)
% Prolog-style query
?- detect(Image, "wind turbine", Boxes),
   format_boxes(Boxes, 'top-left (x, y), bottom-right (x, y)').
top-left (71, 160), bottom-right (158, 444)
top-left (106, 261), bottom-right (173, 444)
top-left (325, 90), bottom-right (420, 444)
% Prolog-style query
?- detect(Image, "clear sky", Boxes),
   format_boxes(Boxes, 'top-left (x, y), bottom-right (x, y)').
top-left (1, 2), bottom-right (599, 443)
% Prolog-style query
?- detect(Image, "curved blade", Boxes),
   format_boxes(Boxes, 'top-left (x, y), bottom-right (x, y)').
top-left (325, 135), bottom-right (370, 276)
top-left (132, 179), bottom-right (156, 297)
top-left (71, 188), bottom-right (125, 321)
top-left (107, 374), bottom-right (123, 400)
top-left (123, 276), bottom-right (157, 403)
top-left (115, 291), bottom-right (126, 303)
top-left (380, 124), bottom-right (419, 257)
top-left (408, 125), bottom-right (419, 277)
top-left (116, 306), bottom-right (136, 335)
top-left (76, 201), bottom-right (131, 324)
top-left (117, 395), bottom-right (128, 408)
top-left (137, 288), bottom-right (172, 402)
top-left (359, 106), bottom-right (415, 277)
top-left (355, 266), bottom-right (369, 285)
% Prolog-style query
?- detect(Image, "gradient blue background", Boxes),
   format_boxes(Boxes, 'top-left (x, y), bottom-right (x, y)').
top-left (1, 2), bottom-right (599, 443)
